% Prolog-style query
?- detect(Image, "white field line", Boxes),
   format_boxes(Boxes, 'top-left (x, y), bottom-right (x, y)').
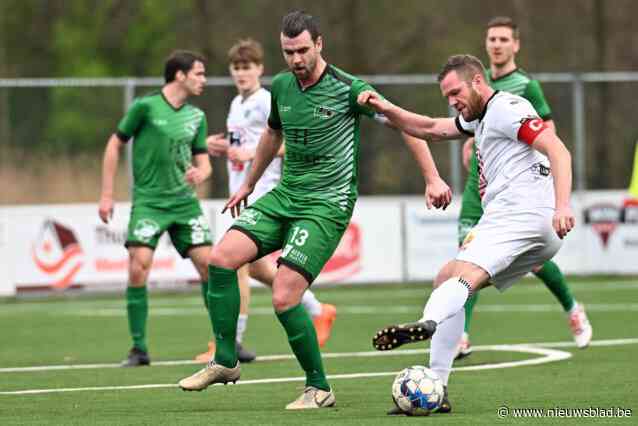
top-left (0, 345), bottom-right (572, 395)
top-left (1, 337), bottom-right (636, 375)
top-left (48, 302), bottom-right (638, 317)
top-left (2, 280), bottom-right (636, 312)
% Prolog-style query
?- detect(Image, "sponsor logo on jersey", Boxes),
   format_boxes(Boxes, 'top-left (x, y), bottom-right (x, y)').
top-left (314, 105), bottom-right (337, 119)
top-left (31, 220), bottom-right (85, 289)
top-left (152, 119), bottom-right (168, 126)
top-left (279, 104), bottom-right (292, 113)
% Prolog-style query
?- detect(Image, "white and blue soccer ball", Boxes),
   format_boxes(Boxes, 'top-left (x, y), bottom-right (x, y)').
top-left (391, 365), bottom-right (445, 416)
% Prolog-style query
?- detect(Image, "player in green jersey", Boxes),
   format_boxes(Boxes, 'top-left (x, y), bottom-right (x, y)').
top-left (98, 51), bottom-right (213, 367)
top-left (455, 17), bottom-right (592, 359)
top-left (178, 11), bottom-right (451, 409)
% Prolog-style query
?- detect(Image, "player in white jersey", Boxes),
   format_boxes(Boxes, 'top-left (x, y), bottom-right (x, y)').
top-left (199, 39), bottom-right (337, 364)
top-left (358, 54), bottom-right (574, 415)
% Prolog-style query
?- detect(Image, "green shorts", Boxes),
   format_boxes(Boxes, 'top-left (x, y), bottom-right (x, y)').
top-left (231, 189), bottom-right (349, 284)
top-left (125, 199), bottom-right (212, 257)
top-left (458, 217), bottom-right (480, 247)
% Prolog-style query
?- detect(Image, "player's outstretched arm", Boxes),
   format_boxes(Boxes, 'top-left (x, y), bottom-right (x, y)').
top-left (531, 129), bottom-right (575, 239)
top-left (402, 133), bottom-right (452, 209)
top-left (357, 90), bottom-right (460, 141)
top-left (98, 134), bottom-right (124, 223)
top-left (222, 126), bottom-right (283, 217)
top-left (206, 133), bottom-right (229, 157)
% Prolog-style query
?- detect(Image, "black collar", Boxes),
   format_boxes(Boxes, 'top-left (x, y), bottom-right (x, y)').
top-left (478, 90), bottom-right (500, 121)
top-left (296, 63), bottom-right (330, 92)
top-left (161, 89), bottom-right (186, 111)
top-left (489, 67), bottom-right (519, 82)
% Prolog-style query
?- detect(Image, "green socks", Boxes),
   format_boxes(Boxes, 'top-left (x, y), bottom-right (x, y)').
top-left (463, 292), bottom-right (479, 333)
top-left (533, 260), bottom-right (575, 312)
top-left (200, 280), bottom-right (209, 310)
top-left (126, 286), bottom-right (148, 352)
top-left (208, 265), bottom-right (240, 368)
top-left (276, 304), bottom-right (330, 391)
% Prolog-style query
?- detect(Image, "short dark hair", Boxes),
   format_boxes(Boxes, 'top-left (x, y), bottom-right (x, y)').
top-left (164, 50), bottom-right (206, 83)
top-left (281, 10), bottom-right (321, 41)
top-left (437, 54), bottom-right (486, 83)
top-left (486, 16), bottom-right (520, 40)
top-left (228, 38), bottom-right (264, 65)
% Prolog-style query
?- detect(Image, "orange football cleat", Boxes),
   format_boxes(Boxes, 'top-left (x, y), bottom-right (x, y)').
top-left (313, 303), bottom-right (337, 347)
top-left (194, 340), bottom-right (216, 364)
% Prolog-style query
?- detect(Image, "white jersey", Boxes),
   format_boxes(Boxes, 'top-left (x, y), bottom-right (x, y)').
top-left (226, 87), bottom-right (282, 201)
top-left (456, 91), bottom-right (554, 211)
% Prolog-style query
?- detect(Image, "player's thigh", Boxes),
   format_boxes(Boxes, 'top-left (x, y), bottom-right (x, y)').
top-left (271, 263), bottom-right (312, 312)
top-left (187, 245), bottom-right (212, 280)
top-left (168, 201), bottom-right (212, 258)
top-left (248, 256), bottom-right (277, 287)
top-left (457, 209), bottom-right (560, 291)
top-left (278, 217), bottom-right (347, 285)
top-left (125, 204), bottom-right (171, 251)
top-left (208, 229), bottom-right (261, 269)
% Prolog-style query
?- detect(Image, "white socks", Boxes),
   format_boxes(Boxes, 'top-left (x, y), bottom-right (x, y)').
top-left (429, 309), bottom-right (465, 386)
top-left (301, 290), bottom-right (323, 317)
top-left (236, 314), bottom-right (248, 344)
top-left (420, 277), bottom-right (471, 324)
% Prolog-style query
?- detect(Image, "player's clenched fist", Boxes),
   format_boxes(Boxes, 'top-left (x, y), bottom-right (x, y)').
top-left (553, 206), bottom-right (575, 239)
top-left (357, 90), bottom-right (389, 113)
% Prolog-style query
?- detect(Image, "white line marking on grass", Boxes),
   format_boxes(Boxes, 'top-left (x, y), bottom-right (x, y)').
top-left (54, 302), bottom-right (638, 317)
top-left (1, 337), bottom-right (636, 376)
top-left (0, 345), bottom-right (572, 395)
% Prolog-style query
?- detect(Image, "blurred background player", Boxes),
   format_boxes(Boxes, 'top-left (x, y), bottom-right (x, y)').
top-left (455, 17), bottom-right (592, 359)
top-left (98, 51), bottom-right (212, 367)
top-left (198, 38), bottom-right (337, 363)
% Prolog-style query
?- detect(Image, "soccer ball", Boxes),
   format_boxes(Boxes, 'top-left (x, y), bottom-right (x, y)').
top-left (391, 365), bottom-right (444, 416)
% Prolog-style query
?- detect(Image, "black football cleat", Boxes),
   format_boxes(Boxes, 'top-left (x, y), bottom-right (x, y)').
top-left (372, 320), bottom-right (437, 351)
top-left (121, 347), bottom-right (150, 367)
top-left (236, 342), bottom-right (256, 363)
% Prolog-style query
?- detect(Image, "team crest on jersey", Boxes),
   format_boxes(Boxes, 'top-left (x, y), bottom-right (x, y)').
top-left (314, 105), bottom-right (337, 119)
top-left (133, 219), bottom-right (160, 243)
top-left (235, 209), bottom-right (262, 226)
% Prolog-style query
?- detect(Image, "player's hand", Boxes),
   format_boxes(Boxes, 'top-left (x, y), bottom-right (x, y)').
top-left (222, 183), bottom-right (254, 218)
top-left (462, 139), bottom-right (474, 171)
top-left (553, 205), bottom-right (575, 239)
top-left (207, 133), bottom-right (229, 157)
top-left (357, 90), bottom-right (390, 113)
top-left (98, 195), bottom-right (114, 223)
top-left (185, 166), bottom-right (205, 186)
top-left (425, 177), bottom-right (452, 210)
top-left (228, 147), bottom-right (254, 163)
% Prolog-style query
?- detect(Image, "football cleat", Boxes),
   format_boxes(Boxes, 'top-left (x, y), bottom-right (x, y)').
top-left (285, 386), bottom-right (336, 410)
top-left (313, 303), bottom-right (337, 347)
top-left (121, 347), bottom-right (150, 367)
top-left (387, 386), bottom-right (451, 415)
top-left (194, 341), bottom-right (215, 364)
top-left (236, 342), bottom-right (256, 363)
top-left (453, 332), bottom-right (473, 360)
top-left (568, 302), bottom-right (593, 348)
top-left (178, 360), bottom-right (240, 391)
top-left (372, 320), bottom-right (437, 351)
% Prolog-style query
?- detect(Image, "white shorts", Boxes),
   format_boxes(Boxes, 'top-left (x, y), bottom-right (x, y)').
top-left (456, 206), bottom-right (562, 291)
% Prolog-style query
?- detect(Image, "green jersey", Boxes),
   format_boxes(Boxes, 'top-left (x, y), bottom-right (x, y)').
top-left (267, 65), bottom-right (376, 218)
top-left (460, 68), bottom-right (552, 220)
top-left (117, 91), bottom-right (208, 207)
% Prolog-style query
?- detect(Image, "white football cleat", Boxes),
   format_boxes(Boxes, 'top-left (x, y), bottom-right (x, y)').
top-left (178, 360), bottom-right (240, 391)
top-left (285, 386), bottom-right (336, 410)
top-left (568, 302), bottom-right (592, 348)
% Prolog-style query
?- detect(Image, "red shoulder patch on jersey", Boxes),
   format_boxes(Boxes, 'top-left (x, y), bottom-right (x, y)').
top-left (517, 118), bottom-right (548, 145)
